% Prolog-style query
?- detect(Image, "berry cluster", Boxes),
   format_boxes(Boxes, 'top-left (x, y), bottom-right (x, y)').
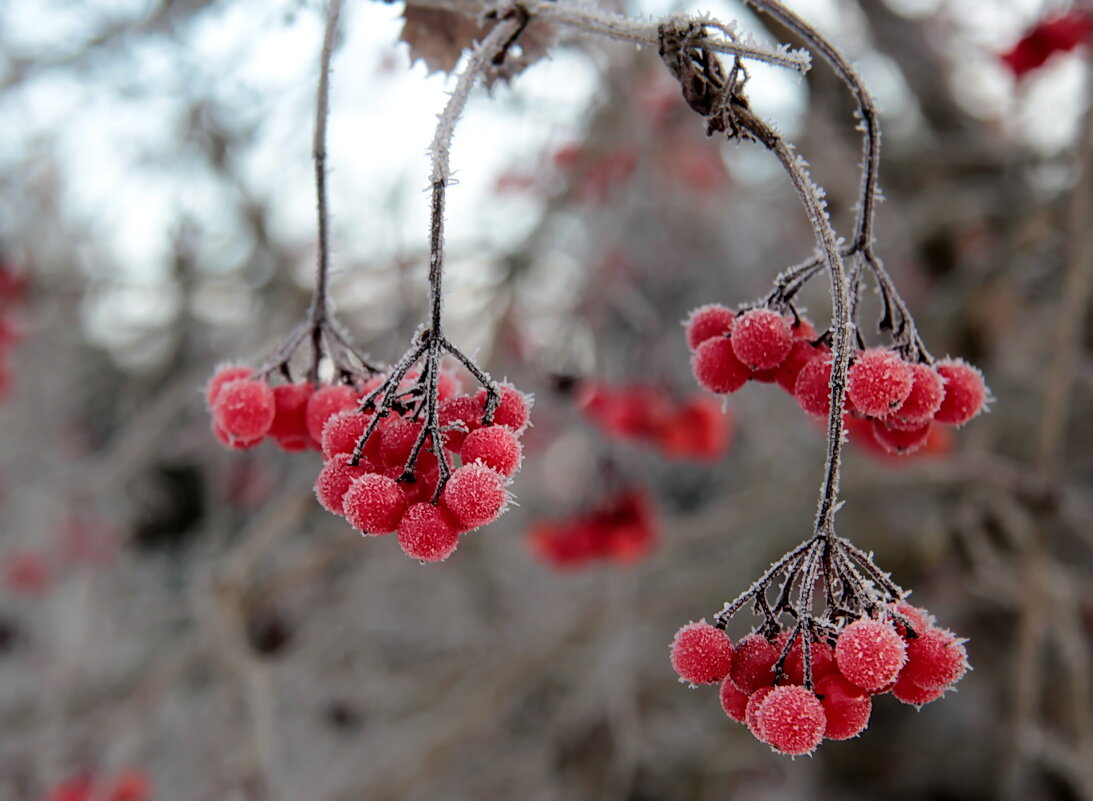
top-left (528, 488), bottom-right (657, 568)
top-left (577, 381), bottom-right (732, 461)
top-left (47, 770), bottom-right (150, 801)
top-left (206, 364), bottom-right (531, 562)
top-left (0, 261), bottom-right (27, 402)
top-left (686, 304), bottom-right (988, 456)
top-left (671, 604), bottom-right (969, 756)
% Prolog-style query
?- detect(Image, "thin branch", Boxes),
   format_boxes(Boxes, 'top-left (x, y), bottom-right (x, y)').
top-left (532, 3), bottom-right (812, 75)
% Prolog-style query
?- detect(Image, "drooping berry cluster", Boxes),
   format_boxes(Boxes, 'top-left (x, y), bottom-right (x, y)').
top-left (46, 770), bottom-right (151, 801)
top-left (206, 362), bottom-right (531, 562)
top-left (316, 379), bottom-right (529, 562)
top-left (671, 603), bottom-right (969, 755)
top-left (528, 488), bottom-right (657, 568)
top-left (577, 381), bottom-right (732, 461)
top-left (686, 304), bottom-right (989, 456)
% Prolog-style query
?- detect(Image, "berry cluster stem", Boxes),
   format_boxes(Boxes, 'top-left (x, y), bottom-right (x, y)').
top-left (346, 11), bottom-right (533, 497)
top-left (748, 0), bottom-right (932, 363)
top-left (255, 0), bottom-right (379, 385)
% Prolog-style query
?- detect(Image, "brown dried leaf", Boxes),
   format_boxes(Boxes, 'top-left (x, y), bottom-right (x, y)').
top-left (400, 6), bottom-right (487, 75)
top-left (399, 2), bottom-right (558, 82)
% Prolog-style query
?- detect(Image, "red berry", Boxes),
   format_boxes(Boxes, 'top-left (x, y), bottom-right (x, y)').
top-left (791, 317), bottom-right (818, 340)
top-left (754, 685), bottom-right (827, 755)
top-left (745, 686), bottom-right (775, 742)
top-left (782, 636), bottom-right (837, 686)
top-left (901, 627), bottom-right (969, 689)
top-left (871, 419), bottom-right (933, 455)
top-left (834, 619), bottom-right (907, 692)
top-left (846, 349), bottom-right (913, 418)
top-left (343, 473), bottom-right (409, 535)
top-left (669, 621), bottom-right (734, 685)
top-left (654, 396), bottom-right (732, 461)
top-left (107, 770), bottom-right (151, 801)
top-left (685, 303), bottom-right (735, 350)
top-left (889, 601), bottom-right (934, 640)
top-left (460, 425), bottom-right (523, 477)
top-left (380, 417), bottom-right (423, 468)
top-left (794, 356), bottom-right (835, 417)
top-left (891, 671), bottom-right (946, 707)
top-left (305, 385), bottom-right (359, 443)
top-left (731, 308), bottom-right (793, 370)
top-left (269, 383), bottom-right (313, 451)
top-left (729, 633), bottom-right (778, 694)
top-left (438, 395), bottom-right (483, 450)
top-left (314, 454), bottom-right (379, 516)
top-left (398, 502), bottom-right (461, 562)
top-left (768, 340), bottom-right (828, 393)
top-left (476, 383), bottom-right (531, 432)
top-left (205, 364), bottom-right (253, 410)
top-left (442, 463), bottom-right (508, 530)
top-left (692, 337), bottom-right (749, 394)
top-left (815, 672), bottom-right (872, 740)
top-left (890, 363), bottom-right (945, 427)
top-left (719, 676), bottom-right (750, 723)
top-left (437, 369), bottom-right (463, 401)
top-left (213, 379), bottom-right (276, 441)
top-left (321, 411), bottom-right (382, 461)
top-left (934, 358), bottom-right (987, 426)
top-left (212, 421), bottom-right (263, 451)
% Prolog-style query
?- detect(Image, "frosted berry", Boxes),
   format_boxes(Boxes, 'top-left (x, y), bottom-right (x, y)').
top-left (889, 601), bottom-right (934, 639)
top-left (719, 676), bottom-right (749, 723)
top-left (782, 636), bottom-right (837, 686)
top-left (692, 337), bottom-right (749, 395)
top-left (321, 411), bottom-right (382, 462)
top-left (744, 686), bottom-right (775, 742)
top-left (314, 454), bottom-right (379, 516)
top-left (846, 349), bottom-right (913, 418)
top-left (794, 356), bottom-right (835, 417)
top-left (380, 417), bottom-right (423, 468)
top-left (343, 473), bottom-right (409, 535)
top-left (442, 463), bottom-right (507, 530)
top-left (891, 672), bottom-right (946, 707)
top-left (730, 308), bottom-right (793, 370)
top-left (685, 303), bottom-right (735, 350)
top-left (305, 384), bottom-right (359, 444)
top-left (212, 421), bottom-right (263, 451)
top-left (460, 425), bottom-right (522, 477)
top-left (814, 672), bottom-right (872, 740)
top-left (934, 358), bottom-right (987, 426)
top-left (438, 395), bottom-right (483, 450)
top-left (773, 340), bottom-right (828, 394)
top-left (436, 369), bottom-right (464, 401)
top-left (476, 383), bottom-right (531, 432)
top-left (890, 363), bottom-right (945, 428)
top-left (398, 502), bottom-right (461, 562)
top-left (901, 628), bottom-right (969, 689)
top-left (213, 379), bottom-right (276, 441)
top-left (205, 365), bottom-right (253, 410)
top-left (669, 621), bottom-right (734, 685)
top-left (754, 685), bottom-right (827, 755)
top-left (835, 618), bottom-right (907, 692)
top-left (871, 419), bottom-right (932, 455)
top-left (269, 383), bottom-right (313, 451)
top-left (729, 633), bottom-right (778, 694)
